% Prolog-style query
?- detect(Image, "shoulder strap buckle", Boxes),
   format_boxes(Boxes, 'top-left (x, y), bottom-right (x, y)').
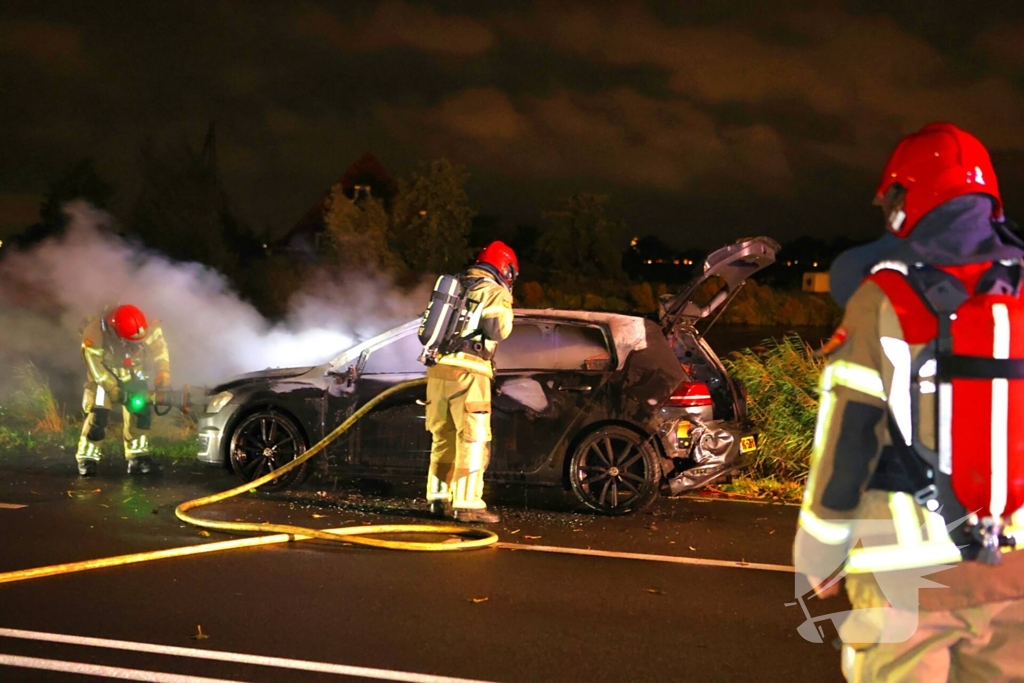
top-left (913, 484), bottom-right (938, 508)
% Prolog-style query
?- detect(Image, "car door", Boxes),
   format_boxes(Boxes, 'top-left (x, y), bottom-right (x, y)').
top-left (490, 318), bottom-right (615, 476)
top-left (325, 326), bottom-right (429, 472)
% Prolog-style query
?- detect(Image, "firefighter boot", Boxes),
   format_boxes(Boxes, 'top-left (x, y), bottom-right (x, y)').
top-left (453, 508), bottom-right (501, 524)
top-left (75, 438), bottom-right (102, 477)
top-left (127, 456), bottom-right (155, 475)
top-left (429, 499), bottom-right (453, 520)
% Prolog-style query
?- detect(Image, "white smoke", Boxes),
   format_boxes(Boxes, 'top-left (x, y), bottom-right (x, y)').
top-left (0, 203), bottom-right (428, 397)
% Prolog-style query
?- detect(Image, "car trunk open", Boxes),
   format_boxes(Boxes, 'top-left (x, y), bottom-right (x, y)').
top-left (659, 236), bottom-right (780, 336)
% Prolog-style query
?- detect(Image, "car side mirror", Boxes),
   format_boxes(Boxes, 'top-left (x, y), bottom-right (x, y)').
top-left (326, 366), bottom-right (358, 386)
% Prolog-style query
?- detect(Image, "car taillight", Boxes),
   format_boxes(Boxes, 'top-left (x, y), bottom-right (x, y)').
top-left (668, 381), bottom-right (712, 407)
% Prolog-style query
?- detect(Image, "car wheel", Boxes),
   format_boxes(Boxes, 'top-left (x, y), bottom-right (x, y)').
top-left (228, 410), bottom-right (307, 491)
top-left (568, 425), bottom-right (659, 515)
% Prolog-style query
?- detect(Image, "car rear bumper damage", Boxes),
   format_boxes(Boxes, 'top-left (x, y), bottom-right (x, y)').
top-left (656, 417), bottom-right (759, 495)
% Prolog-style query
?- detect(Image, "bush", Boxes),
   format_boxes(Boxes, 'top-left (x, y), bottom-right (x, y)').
top-left (0, 362), bottom-right (200, 462)
top-left (630, 283), bottom-right (657, 313)
top-left (724, 334), bottom-right (824, 483)
top-left (680, 277), bottom-right (841, 327)
top-left (7, 363), bottom-right (68, 434)
top-left (518, 281), bottom-right (548, 308)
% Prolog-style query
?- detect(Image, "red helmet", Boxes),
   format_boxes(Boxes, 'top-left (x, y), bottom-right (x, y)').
top-left (875, 122), bottom-right (1002, 237)
top-left (106, 304), bottom-right (149, 342)
top-left (476, 240), bottom-right (519, 286)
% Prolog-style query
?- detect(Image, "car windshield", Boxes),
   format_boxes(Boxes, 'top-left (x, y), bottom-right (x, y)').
top-left (328, 319), bottom-right (420, 369)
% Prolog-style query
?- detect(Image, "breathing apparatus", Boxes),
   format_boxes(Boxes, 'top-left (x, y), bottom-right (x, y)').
top-left (417, 273), bottom-right (487, 366)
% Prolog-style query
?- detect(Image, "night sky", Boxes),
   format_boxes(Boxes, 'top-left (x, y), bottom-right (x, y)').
top-left (3, 1), bottom-right (1024, 250)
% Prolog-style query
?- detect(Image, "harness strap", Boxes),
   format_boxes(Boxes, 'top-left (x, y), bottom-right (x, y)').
top-left (943, 356), bottom-right (1024, 380)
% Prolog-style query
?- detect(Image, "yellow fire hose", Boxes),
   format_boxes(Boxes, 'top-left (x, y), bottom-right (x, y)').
top-left (0, 378), bottom-right (497, 586)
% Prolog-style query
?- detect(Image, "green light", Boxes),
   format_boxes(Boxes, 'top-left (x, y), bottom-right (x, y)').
top-left (129, 395), bottom-right (146, 413)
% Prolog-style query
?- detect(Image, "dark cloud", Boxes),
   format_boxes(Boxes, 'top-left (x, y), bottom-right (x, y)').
top-left (0, 20), bottom-right (82, 67)
top-left (1, 0), bottom-right (1023, 249)
top-left (294, 1), bottom-right (495, 56)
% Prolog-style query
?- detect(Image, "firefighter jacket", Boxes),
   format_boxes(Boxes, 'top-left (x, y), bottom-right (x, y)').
top-left (796, 265), bottom-right (1024, 611)
top-left (431, 266), bottom-right (513, 379)
top-left (81, 317), bottom-right (171, 395)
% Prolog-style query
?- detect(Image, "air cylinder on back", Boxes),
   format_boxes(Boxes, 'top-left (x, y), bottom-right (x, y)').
top-left (418, 274), bottom-right (463, 365)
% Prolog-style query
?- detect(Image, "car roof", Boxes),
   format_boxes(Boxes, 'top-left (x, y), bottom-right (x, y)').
top-left (330, 309), bottom-right (653, 372)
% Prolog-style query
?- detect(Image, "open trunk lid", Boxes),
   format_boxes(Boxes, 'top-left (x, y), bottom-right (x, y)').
top-left (659, 236), bottom-right (780, 337)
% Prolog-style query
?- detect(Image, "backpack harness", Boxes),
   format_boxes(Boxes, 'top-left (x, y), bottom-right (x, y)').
top-left (867, 259), bottom-right (1024, 565)
top-left (417, 272), bottom-right (491, 367)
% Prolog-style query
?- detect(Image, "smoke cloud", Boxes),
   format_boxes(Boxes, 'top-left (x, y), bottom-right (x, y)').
top-left (0, 203), bottom-right (428, 401)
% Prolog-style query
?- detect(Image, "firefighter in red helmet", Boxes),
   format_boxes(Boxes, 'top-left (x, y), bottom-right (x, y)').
top-left (424, 241), bottom-right (516, 524)
top-left (76, 304), bottom-right (171, 476)
top-left (796, 123), bottom-right (1024, 681)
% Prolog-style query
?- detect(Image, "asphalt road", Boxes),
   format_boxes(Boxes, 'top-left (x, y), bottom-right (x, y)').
top-left (0, 450), bottom-right (846, 682)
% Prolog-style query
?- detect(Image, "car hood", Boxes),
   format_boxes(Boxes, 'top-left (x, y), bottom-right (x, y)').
top-left (210, 366), bottom-right (316, 393)
top-left (659, 236), bottom-right (780, 335)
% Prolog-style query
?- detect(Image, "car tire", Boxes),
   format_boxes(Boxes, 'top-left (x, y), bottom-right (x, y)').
top-left (568, 425), bottom-right (660, 515)
top-left (228, 410), bottom-right (307, 491)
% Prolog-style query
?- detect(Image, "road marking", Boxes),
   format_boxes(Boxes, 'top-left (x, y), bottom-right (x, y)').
top-left (678, 495), bottom-right (799, 507)
top-left (0, 503), bottom-right (27, 510)
top-left (497, 542), bottom-right (794, 573)
top-left (0, 627), bottom-right (498, 683)
top-left (0, 653), bottom-right (243, 682)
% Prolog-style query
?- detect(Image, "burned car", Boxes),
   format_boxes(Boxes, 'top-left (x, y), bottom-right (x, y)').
top-left (197, 237), bottom-right (779, 514)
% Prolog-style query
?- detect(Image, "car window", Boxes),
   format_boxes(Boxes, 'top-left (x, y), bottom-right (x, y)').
top-left (494, 322), bottom-right (611, 371)
top-left (329, 319), bottom-right (420, 368)
top-left (362, 329), bottom-right (425, 374)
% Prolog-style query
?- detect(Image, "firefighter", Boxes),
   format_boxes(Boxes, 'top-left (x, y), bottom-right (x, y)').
top-left (424, 241), bottom-right (516, 524)
top-left (76, 304), bottom-right (170, 477)
top-left (796, 123), bottom-right (1024, 681)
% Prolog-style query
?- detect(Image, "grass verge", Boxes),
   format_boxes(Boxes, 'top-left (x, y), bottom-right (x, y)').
top-left (1, 362), bottom-right (199, 465)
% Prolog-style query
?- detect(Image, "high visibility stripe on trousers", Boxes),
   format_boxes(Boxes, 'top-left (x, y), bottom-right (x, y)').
top-left (452, 440), bottom-right (487, 510)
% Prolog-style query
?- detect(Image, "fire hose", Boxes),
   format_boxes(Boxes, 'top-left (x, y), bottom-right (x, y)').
top-left (0, 378), bottom-right (497, 586)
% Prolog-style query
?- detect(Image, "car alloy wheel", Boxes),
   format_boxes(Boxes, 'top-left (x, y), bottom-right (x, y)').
top-left (228, 410), bottom-right (307, 491)
top-left (569, 425), bottom-right (659, 515)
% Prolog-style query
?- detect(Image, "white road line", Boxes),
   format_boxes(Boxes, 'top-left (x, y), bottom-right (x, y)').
top-left (497, 542), bottom-right (794, 573)
top-left (0, 653), bottom-right (244, 682)
top-left (0, 503), bottom-right (27, 509)
top-left (677, 495), bottom-right (799, 507)
top-left (0, 628), bottom-right (497, 683)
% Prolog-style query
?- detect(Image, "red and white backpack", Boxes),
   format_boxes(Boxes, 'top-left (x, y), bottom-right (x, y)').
top-left (868, 259), bottom-right (1024, 564)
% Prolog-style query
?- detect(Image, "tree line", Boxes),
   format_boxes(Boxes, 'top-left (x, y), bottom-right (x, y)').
top-left (11, 125), bottom-right (849, 323)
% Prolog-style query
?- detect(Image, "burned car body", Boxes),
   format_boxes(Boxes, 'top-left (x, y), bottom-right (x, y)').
top-left (197, 237), bottom-right (779, 514)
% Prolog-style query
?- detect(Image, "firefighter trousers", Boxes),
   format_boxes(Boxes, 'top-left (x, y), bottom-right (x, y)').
top-left (76, 382), bottom-right (150, 464)
top-left (841, 576), bottom-right (1024, 682)
top-left (424, 368), bottom-right (492, 511)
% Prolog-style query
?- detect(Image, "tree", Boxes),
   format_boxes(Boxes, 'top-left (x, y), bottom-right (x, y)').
top-left (539, 193), bottom-right (626, 281)
top-left (392, 159), bottom-right (474, 275)
top-left (323, 183), bottom-right (400, 272)
top-left (39, 158), bottom-right (116, 228)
